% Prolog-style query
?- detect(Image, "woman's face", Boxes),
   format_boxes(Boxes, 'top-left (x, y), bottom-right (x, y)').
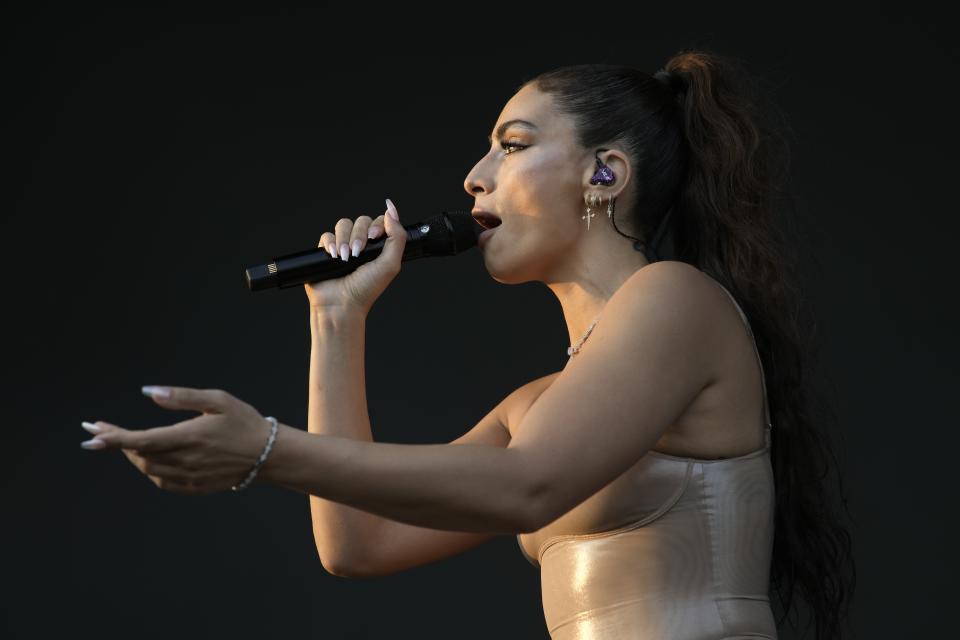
top-left (463, 83), bottom-right (593, 284)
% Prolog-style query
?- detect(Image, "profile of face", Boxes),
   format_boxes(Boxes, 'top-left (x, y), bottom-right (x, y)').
top-left (463, 83), bottom-right (632, 285)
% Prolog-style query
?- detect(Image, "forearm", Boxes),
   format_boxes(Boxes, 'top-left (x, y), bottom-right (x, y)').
top-left (259, 424), bottom-right (537, 534)
top-left (298, 307), bottom-right (383, 565)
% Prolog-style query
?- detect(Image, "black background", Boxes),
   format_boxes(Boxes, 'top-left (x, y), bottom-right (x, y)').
top-left (6, 5), bottom-right (956, 639)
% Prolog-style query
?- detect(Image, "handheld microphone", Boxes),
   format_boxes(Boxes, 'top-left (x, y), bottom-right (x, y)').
top-left (244, 210), bottom-right (482, 292)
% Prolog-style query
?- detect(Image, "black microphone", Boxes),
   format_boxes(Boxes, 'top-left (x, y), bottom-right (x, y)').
top-left (244, 210), bottom-right (482, 292)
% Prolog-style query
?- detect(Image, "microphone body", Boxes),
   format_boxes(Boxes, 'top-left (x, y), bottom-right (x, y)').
top-left (245, 210), bottom-right (481, 292)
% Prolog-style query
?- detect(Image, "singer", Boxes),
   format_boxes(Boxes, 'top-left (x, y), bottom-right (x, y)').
top-left (80, 50), bottom-right (854, 639)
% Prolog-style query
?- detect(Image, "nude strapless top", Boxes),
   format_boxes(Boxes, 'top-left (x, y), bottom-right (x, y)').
top-left (517, 274), bottom-right (777, 639)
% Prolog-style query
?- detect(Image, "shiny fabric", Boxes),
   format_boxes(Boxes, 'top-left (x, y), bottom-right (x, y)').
top-left (517, 274), bottom-right (777, 639)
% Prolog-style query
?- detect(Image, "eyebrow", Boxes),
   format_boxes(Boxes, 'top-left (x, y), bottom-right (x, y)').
top-left (487, 119), bottom-right (538, 144)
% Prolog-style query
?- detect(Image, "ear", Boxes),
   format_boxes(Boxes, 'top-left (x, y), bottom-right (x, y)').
top-left (582, 147), bottom-right (632, 201)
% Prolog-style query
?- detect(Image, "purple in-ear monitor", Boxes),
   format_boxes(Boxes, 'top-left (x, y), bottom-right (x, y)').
top-left (589, 148), bottom-right (616, 185)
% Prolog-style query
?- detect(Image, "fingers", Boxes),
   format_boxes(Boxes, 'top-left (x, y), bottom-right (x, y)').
top-left (122, 448), bottom-right (190, 484)
top-left (347, 215), bottom-right (374, 259)
top-left (91, 420), bottom-right (192, 454)
top-left (380, 198), bottom-right (406, 269)
top-left (142, 386), bottom-right (233, 415)
top-left (333, 217), bottom-right (354, 262)
top-left (368, 214), bottom-right (386, 240)
top-left (121, 443), bottom-right (213, 495)
top-left (318, 231), bottom-right (337, 258)
top-left (319, 213), bottom-right (388, 263)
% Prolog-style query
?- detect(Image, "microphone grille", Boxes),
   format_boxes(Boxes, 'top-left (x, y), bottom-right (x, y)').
top-left (444, 210), bottom-right (481, 253)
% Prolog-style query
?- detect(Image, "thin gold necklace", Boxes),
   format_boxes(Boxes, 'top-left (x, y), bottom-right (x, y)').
top-left (567, 313), bottom-right (602, 358)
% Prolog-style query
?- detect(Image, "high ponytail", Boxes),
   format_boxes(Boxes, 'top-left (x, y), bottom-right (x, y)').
top-left (527, 50), bottom-right (857, 639)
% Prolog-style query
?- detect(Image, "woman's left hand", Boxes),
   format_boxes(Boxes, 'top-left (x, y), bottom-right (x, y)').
top-left (80, 386), bottom-right (275, 495)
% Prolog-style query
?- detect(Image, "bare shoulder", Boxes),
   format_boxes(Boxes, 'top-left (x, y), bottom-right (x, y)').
top-left (500, 263), bottom-right (715, 439)
top-left (602, 260), bottom-right (722, 342)
top-left (617, 260), bottom-right (769, 456)
top-left (621, 261), bottom-right (750, 339)
top-left (618, 260), bottom-right (713, 304)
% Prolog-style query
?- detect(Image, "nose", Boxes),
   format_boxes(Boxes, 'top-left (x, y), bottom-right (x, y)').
top-left (463, 157), bottom-right (492, 197)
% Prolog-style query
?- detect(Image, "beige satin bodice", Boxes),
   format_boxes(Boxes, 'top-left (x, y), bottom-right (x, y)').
top-left (517, 275), bottom-right (777, 639)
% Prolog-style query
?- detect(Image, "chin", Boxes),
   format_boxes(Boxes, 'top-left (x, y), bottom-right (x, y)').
top-left (482, 254), bottom-right (538, 286)
top-left (479, 230), bottom-right (547, 285)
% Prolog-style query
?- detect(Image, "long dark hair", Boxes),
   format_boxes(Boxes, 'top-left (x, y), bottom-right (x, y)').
top-left (525, 51), bottom-right (856, 639)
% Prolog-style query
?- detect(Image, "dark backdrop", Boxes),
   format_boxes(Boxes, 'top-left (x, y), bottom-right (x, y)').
top-left (6, 6), bottom-right (955, 639)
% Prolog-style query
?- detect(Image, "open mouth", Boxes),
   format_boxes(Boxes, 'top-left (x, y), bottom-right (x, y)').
top-left (472, 212), bottom-right (503, 230)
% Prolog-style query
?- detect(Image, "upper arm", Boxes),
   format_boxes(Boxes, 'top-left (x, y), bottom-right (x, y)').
top-left (338, 383), bottom-right (518, 578)
top-left (448, 396), bottom-right (512, 447)
top-left (508, 262), bottom-right (718, 530)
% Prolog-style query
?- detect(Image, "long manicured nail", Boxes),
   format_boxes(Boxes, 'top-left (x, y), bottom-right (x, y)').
top-left (81, 421), bottom-right (101, 434)
top-left (339, 243), bottom-right (349, 261)
top-left (368, 226), bottom-right (382, 239)
top-left (386, 198), bottom-right (398, 221)
top-left (81, 438), bottom-right (106, 450)
top-left (351, 239), bottom-right (362, 257)
top-left (142, 385), bottom-right (171, 399)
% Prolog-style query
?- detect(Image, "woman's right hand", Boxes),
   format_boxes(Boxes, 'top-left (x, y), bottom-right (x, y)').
top-left (304, 198), bottom-right (407, 316)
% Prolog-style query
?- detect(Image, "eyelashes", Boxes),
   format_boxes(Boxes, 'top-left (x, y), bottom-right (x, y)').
top-left (500, 141), bottom-right (528, 155)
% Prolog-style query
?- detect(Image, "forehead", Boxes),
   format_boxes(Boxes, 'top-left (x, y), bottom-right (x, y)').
top-left (490, 84), bottom-right (570, 139)
top-left (502, 83), bottom-right (551, 117)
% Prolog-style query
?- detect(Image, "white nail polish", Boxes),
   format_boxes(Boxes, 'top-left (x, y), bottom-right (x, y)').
top-left (81, 438), bottom-right (106, 450)
top-left (340, 244), bottom-right (349, 261)
top-left (351, 240), bottom-right (361, 257)
top-left (81, 421), bottom-right (101, 434)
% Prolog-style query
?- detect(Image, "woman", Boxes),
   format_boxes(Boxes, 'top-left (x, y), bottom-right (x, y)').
top-left (81, 50), bottom-right (856, 639)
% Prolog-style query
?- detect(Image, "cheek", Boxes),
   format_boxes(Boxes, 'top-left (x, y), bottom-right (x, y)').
top-left (505, 154), bottom-right (578, 212)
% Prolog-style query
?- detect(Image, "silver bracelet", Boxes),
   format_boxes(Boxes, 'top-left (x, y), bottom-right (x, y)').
top-left (231, 416), bottom-right (279, 492)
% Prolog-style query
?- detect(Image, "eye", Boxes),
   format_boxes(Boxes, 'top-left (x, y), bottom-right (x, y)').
top-left (500, 140), bottom-right (528, 155)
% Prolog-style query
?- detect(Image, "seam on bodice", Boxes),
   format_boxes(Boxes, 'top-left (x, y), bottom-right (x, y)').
top-left (546, 594), bottom-right (671, 636)
top-left (646, 425), bottom-right (771, 464)
top-left (534, 457), bottom-right (694, 565)
top-left (704, 458), bottom-right (727, 636)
